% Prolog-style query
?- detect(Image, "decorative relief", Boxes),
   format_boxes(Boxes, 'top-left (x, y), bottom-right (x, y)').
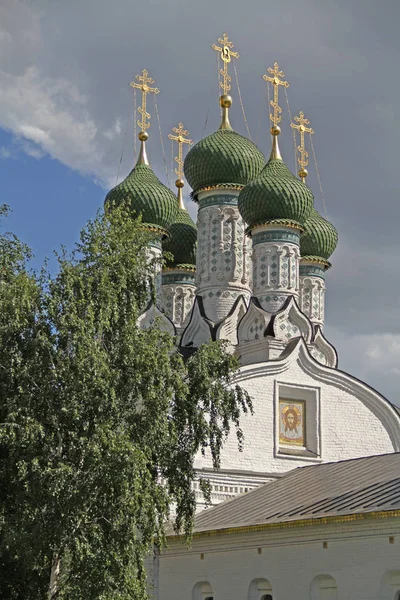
top-left (237, 300), bottom-right (271, 344)
top-left (161, 284), bottom-right (196, 332)
top-left (272, 297), bottom-right (313, 343)
top-left (299, 275), bottom-right (326, 326)
top-left (252, 242), bottom-right (299, 305)
top-left (195, 198), bottom-right (251, 322)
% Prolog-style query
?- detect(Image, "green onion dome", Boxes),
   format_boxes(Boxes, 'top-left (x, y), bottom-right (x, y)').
top-left (163, 205), bottom-right (197, 270)
top-left (238, 158), bottom-right (314, 230)
top-left (300, 208), bottom-right (338, 262)
top-left (184, 129), bottom-right (265, 198)
top-left (104, 163), bottom-right (178, 236)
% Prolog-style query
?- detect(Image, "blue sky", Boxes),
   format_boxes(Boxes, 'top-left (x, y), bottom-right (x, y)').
top-left (1, 0), bottom-right (400, 404)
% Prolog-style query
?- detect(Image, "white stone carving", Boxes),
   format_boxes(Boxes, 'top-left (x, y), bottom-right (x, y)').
top-left (161, 280), bottom-right (196, 335)
top-left (271, 296), bottom-right (313, 344)
top-left (252, 229), bottom-right (301, 313)
top-left (215, 295), bottom-right (248, 350)
top-left (299, 275), bottom-right (326, 327)
top-left (309, 325), bottom-right (338, 368)
top-left (137, 302), bottom-right (176, 335)
top-left (196, 189), bottom-right (251, 322)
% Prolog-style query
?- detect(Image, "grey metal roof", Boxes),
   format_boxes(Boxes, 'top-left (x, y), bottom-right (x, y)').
top-left (191, 453), bottom-right (400, 534)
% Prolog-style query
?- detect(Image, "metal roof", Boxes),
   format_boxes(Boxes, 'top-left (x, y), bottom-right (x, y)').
top-left (191, 453), bottom-right (400, 534)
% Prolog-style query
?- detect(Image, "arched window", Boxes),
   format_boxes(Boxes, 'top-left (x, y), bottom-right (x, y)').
top-left (192, 582), bottom-right (214, 600)
top-left (379, 571), bottom-right (400, 600)
top-left (311, 575), bottom-right (337, 600)
top-left (248, 578), bottom-right (273, 600)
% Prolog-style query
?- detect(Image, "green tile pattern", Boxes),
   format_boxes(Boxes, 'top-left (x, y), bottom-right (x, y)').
top-left (238, 158), bottom-right (314, 229)
top-left (105, 164), bottom-right (178, 233)
top-left (300, 208), bottom-right (338, 260)
top-left (184, 129), bottom-right (265, 195)
top-left (163, 207), bottom-right (197, 268)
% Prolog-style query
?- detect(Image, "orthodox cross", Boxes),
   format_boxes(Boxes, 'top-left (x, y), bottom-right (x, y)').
top-left (168, 122), bottom-right (193, 180)
top-left (130, 69), bottom-right (160, 133)
top-left (263, 62), bottom-right (289, 130)
top-left (291, 111), bottom-right (314, 180)
top-left (212, 33), bottom-right (239, 95)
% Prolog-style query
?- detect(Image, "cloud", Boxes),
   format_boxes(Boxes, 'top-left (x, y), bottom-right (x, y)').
top-left (0, 0), bottom-right (399, 402)
top-left (326, 326), bottom-right (400, 406)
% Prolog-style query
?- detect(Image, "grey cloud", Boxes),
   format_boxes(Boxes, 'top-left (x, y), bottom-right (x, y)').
top-left (1, 0), bottom-right (400, 402)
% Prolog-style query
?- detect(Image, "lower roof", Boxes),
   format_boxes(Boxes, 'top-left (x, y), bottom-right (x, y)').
top-left (188, 452), bottom-right (400, 535)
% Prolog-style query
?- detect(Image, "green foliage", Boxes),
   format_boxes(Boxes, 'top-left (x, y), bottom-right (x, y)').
top-left (0, 205), bottom-right (252, 599)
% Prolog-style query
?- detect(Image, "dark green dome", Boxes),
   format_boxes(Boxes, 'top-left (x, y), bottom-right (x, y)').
top-left (163, 207), bottom-right (197, 269)
top-left (184, 129), bottom-right (265, 196)
top-left (104, 163), bottom-right (178, 235)
top-left (301, 208), bottom-right (338, 260)
top-left (238, 158), bottom-right (314, 230)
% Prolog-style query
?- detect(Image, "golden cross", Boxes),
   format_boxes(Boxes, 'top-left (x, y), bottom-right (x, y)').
top-left (212, 33), bottom-right (239, 96)
top-left (130, 69), bottom-right (160, 132)
top-left (168, 122), bottom-right (193, 180)
top-left (262, 62), bottom-right (289, 129)
top-left (291, 111), bottom-right (314, 179)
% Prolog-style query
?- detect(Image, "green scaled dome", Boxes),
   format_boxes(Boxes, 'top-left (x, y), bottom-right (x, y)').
top-left (163, 206), bottom-right (197, 270)
top-left (184, 129), bottom-right (265, 197)
top-left (301, 208), bottom-right (338, 260)
top-left (238, 158), bottom-right (314, 230)
top-left (105, 164), bottom-right (178, 235)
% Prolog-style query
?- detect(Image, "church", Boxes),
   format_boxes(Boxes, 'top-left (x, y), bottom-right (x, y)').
top-left (104, 34), bottom-right (400, 600)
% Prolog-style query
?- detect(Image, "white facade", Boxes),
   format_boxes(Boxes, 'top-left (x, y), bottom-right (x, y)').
top-left (193, 338), bottom-right (400, 506)
top-left (158, 518), bottom-right (400, 600)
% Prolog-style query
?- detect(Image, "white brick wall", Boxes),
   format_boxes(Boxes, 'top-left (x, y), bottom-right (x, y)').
top-left (158, 518), bottom-right (400, 600)
top-left (193, 342), bottom-right (400, 504)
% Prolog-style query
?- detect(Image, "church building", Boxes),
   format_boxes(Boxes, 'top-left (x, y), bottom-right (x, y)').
top-left (104, 34), bottom-right (400, 599)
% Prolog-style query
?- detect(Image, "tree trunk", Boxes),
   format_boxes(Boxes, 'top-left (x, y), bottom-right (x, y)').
top-left (47, 552), bottom-right (60, 600)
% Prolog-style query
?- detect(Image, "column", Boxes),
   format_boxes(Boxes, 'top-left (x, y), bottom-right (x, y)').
top-left (196, 189), bottom-right (251, 323)
top-left (251, 225), bottom-right (301, 313)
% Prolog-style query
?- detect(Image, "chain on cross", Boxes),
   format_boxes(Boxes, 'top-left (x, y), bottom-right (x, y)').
top-left (291, 111), bottom-right (314, 179)
top-left (168, 122), bottom-right (193, 180)
top-left (263, 62), bottom-right (289, 129)
top-left (130, 69), bottom-right (160, 132)
top-left (212, 33), bottom-right (239, 96)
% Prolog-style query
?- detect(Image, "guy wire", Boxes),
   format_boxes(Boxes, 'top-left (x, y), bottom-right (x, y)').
top-left (170, 138), bottom-right (174, 184)
top-left (217, 53), bottom-right (222, 118)
top-left (284, 87), bottom-right (298, 175)
top-left (267, 81), bottom-right (277, 174)
top-left (115, 90), bottom-right (133, 186)
top-left (154, 94), bottom-right (170, 187)
top-left (310, 134), bottom-right (328, 216)
top-left (255, 81), bottom-right (267, 147)
top-left (233, 61), bottom-right (252, 140)
top-left (133, 87), bottom-right (137, 161)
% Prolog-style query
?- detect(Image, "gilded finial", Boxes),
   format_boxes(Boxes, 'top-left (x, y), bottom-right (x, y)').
top-left (168, 122), bottom-right (193, 210)
top-left (263, 62), bottom-right (289, 160)
top-left (130, 69), bottom-right (160, 165)
top-left (212, 33), bottom-right (239, 130)
top-left (290, 111), bottom-right (314, 182)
